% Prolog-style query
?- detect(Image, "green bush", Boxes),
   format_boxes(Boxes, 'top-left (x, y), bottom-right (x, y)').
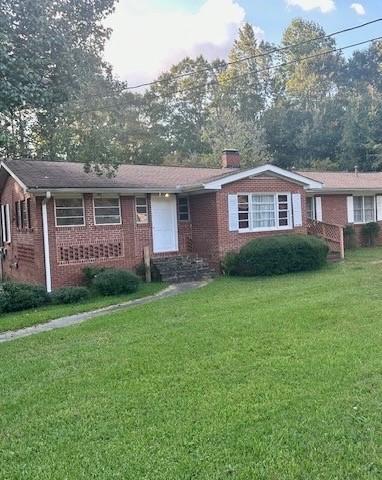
top-left (92, 269), bottom-right (140, 296)
top-left (83, 265), bottom-right (107, 286)
top-left (50, 286), bottom-right (90, 305)
top-left (0, 282), bottom-right (50, 313)
top-left (223, 235), bottom-right (329, 277)
top-left (361, 222), bottom-right (380, 247)
top-left (344, 225), bottom-right (357, 249)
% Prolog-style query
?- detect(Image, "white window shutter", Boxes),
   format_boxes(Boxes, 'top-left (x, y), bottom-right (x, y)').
top-left (292, 193), bottom-right (302, 227)
top-left (347, 196), bottom-right (354, 223)
top-left (315, 197), bottom-right (323, 222)
top-left (228, 194), bottom-right (239, 231)
top-left (377, 196), bottom-right (382, 222)
top-left (1, 205), bottom-right (6, 244)
top-left (5, 204), bottom-right (11, 243)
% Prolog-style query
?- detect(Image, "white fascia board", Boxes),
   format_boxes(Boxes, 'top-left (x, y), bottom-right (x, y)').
top-left (307, 188), bottom-right (382, 195)
top-left (29, 187), bottom-right (181, 195)
top-left (201, 164), bottom-right (323, 191)
top-left (0, 162), bottom-right (28, 192)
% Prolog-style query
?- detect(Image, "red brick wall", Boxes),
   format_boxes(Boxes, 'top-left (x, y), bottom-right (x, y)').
top-left (46, 193), bottom-right (192, 288)
top-left (190, 176), bottom-right (307, 268)
top-left (320, 195), bottom-right (348, 226)
top-left (0, 177), bottom-right (45, 285)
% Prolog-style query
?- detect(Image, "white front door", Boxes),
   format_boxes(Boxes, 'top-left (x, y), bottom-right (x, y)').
top-left (151, 195), bottom-right (178, 253)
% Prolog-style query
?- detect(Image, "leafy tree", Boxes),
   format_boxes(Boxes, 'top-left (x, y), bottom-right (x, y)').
top-left (203, 106), bottom-right (271, 167)
top-left (218, 23), bottom-right (274, 120)
top-left (0, 0), bottom-right (116, 161)
top-left (277, 18), bottom-right (343, 109)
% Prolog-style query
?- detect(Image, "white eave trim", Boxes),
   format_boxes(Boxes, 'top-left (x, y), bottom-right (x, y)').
top-left (0, 162), bottom-right (28, 192)
top-left (307, 188), bottom-right (382, 195)
top-left (201, 164), bottom-right (323, 190)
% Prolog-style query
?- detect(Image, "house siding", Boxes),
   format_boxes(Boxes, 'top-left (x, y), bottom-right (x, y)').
top-left (190, 176), bottom-right (307, 269)
top-left (0, 177), bottom-right (45, 285)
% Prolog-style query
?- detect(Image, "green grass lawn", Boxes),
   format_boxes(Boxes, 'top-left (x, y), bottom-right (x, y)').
top-left (0, 249), bottom-right (381, 479)
top-left (0, 282), bottom-right (165, 333)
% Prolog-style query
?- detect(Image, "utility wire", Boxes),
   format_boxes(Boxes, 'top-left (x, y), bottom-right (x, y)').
top-left (125, 17), bottom-right (382, 90)
top-left (73, 35), bottom-right (382, 114)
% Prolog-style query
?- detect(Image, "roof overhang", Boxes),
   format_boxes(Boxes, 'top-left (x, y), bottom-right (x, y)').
top-left (201, 164), bottom-right (323, 190)
top-left (307, 188), bottom-right (382, 195)
top-left (0, 161), bottom-right (28, 192)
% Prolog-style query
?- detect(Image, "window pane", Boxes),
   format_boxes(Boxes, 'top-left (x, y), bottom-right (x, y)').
top-left (56, 208), bottom-right (84, 218)
top-left (57, 217), bottom-right (84, 226)
top-left (95, 216), bottom-right (121, 224)
top-left (178, 197), bottom-right (190, 221)
top-left (94, 197), bottom-right (119, 207)
top-left (55, 198), bottom-right (83, 208)
top-left (95, 207), bottom-right (120, 216)
top-left (252, 195), bottom-right (275, 228)
top-left (136, 196), bottom-right (148, 223)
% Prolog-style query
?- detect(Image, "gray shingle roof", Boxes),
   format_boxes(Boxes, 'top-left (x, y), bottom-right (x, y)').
top-left (3, 160), bottom-right (236, 191)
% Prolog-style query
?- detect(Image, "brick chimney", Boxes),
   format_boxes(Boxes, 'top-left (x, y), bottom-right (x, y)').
top-left (221, 149), bottom-right (241, 169)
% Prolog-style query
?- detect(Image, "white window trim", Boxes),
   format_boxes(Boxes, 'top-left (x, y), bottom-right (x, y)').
top-left (353, 195), bottom-right (376, 224)
top-left (54, 195), bottom-right (86, 228)
top-left (237, 192), bottom-right (293, 233)
top-left (1, 204), bottom-right (11, 244)
top-left (93, 195), bottom-right (122, 226)
top-left (135, 195), bottom-right (149, 224)
top-left (178, 196), bottom-right (191, 222)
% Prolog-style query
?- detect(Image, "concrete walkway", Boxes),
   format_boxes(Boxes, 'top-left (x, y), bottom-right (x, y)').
top-left (0, 280), bottom-right (209, 344)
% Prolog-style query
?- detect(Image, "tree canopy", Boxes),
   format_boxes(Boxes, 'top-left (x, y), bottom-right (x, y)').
top-left (1, 8), bottom-right (382, 173)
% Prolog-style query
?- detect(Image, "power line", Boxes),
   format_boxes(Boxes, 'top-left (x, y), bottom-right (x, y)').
top-left (125, 17), bottom-right (382, 91)
top-left (73, 34), bottom-right (382, 114)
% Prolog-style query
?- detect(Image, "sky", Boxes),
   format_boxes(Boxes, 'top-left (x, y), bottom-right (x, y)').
top-left (104, 0), bottom-right (382, 87)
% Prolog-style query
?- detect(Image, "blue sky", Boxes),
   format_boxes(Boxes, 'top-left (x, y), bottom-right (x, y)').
top-left (104, 0), bottom-right (381, 85)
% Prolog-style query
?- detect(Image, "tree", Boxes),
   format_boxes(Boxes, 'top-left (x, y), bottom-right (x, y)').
top-left (218, 23), bottom-right (274, 120)
top-left (0, 0), bottom-right (116, 161)
top-left (277, 18), bottom-right (343, 109)
top-left (203, 106), bottom-right (271, 167)
top-left (144, 56), bottom-right (222, 157)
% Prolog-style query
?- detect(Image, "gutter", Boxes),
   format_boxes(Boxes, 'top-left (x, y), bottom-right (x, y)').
top-left (41, 193), bottom-right (52, 293)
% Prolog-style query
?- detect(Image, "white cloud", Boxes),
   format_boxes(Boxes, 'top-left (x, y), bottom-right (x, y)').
top-left (350, 3), bottom-right (366, 15)
top-left (103, 0), bottom-right (263, 87)
top-left (286, 0), bottom-right (336, 13)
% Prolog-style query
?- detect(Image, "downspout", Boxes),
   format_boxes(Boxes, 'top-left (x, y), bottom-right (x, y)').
top-left (42, 192), bottom-right (52, 293)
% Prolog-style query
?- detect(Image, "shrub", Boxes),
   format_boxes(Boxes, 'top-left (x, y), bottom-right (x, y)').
top-left (50, 286), bottom-right (90, 305)
top-left (92, 269), bottom-right (140, 296)
top-left (83, 266), bottom-right (107, 286)
top-left (344, 225), bottom-right (357, 249)
top-left (224, 235), bottom-right (329, 277)
top-left (0, 282), bottom-right (49, 313)
top-left (361, 222), bottom-right (380, 247)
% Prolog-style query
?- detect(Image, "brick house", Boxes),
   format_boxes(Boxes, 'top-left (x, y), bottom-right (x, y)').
top-left (0, 151), bottom-right (324, 290)
top-left (301, 171), bottom-right (382, 246)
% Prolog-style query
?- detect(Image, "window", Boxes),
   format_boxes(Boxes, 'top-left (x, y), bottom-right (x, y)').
top-left (1, 204), bottom-right (11, 243)
top-left (21, 200), bottom-right (28, 229)
top-left (27, 198), bottom-right (32, 229)
top-left (136, 196), bottom-right (148, 223)
top-left (94, 196), bottom-right (121, 225)
top-left (306, 197), bottom-right (315, 220)
top-left (55, 196), bottom-right (85, 227)
top-left (237, 193), bottom-right (291, 232)
top-left (15, 201), bottom-right (21, 228)
top-left (178, 197), bottom-right (190, 221)
top-left (354, 196), bottom-right (375, 223)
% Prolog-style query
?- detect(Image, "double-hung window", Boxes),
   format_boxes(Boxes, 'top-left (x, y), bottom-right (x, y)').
top-left (94, 196), bottom-right (121, 225)
top-left (306, 197), bottom-right (315, 220)
top-left (237, 193), bottom-right (291, 232)
top-left (136, 196), bottom-right (148, 224)
top-left (353, 196), bottom-right (375, 223)
top-left (55, 196), bottom-right (85, 227)
top-left (178, 197), bottom-right (190, 221)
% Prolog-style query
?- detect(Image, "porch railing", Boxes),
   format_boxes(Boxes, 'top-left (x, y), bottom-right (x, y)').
top-left (307, 219), bottom-right (345, 259)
